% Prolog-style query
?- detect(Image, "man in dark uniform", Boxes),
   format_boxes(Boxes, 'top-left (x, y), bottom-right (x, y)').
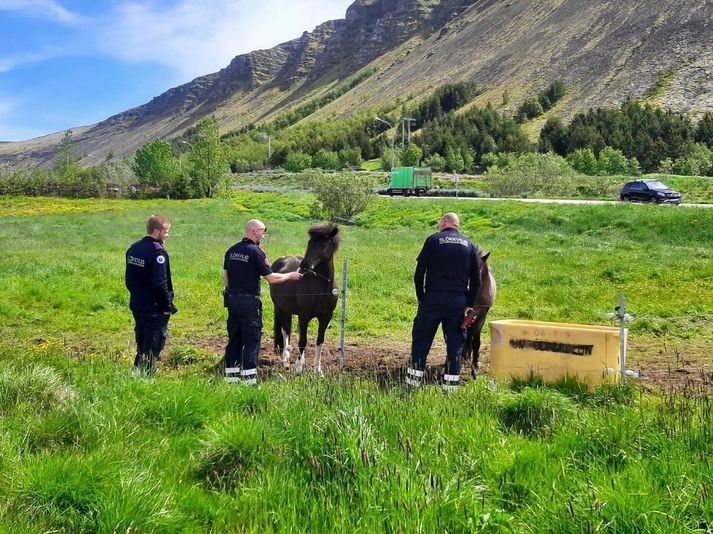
top-left (125, 214), bottom-right (177, 376)
top-left (407, 212), bottom-right (481, 392)
top-left (223, 219), bottom-right (302, 385)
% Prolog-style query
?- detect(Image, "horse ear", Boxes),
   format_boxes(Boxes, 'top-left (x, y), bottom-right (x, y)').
top-left (481, 252), bottom-right (490, 262)
top-left (330, 226), bottom-right (339, 237)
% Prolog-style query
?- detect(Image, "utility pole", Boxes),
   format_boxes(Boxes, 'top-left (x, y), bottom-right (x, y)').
top-left (400, 117), bottom-right (416, 147)
top-left (375, 116), bottom-right (396, 170)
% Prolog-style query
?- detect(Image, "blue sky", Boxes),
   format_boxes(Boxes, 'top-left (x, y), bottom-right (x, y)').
top-left (0, 0), bottom-right (354, 141)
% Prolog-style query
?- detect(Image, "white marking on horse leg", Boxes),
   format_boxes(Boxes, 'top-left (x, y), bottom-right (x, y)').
top-left (295, 351), bottom-right (304, 376)
top-left (314, 344), bottom-right (324, 377)
top-left (280, 328), bottom-right (291, 367)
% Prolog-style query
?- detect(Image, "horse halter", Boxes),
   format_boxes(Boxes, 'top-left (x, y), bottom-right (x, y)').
top-left (299, 267), bottom-right (331, 283)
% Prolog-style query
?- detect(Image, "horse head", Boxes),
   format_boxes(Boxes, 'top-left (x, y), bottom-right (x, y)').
top-left (300, 224), bottom-right (340, 273)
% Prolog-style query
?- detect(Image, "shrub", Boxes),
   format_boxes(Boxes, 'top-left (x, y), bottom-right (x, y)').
top-left (423, 152), bottom-right (446, 171)
top-left (486, 152), bottom-right (575, 197)
top-left (566, 148), bottom-right (599, 175)
top-left (283, 152), bottom-right (313, 173)
top-left (312, 149), bottom-right (342, 170)
top-left (306, 171), bottom-right (376, 222)
top-left (401, 143), bottom-right (423, 167)
top-left (673, 143), bottom-right (712, 176)
top-left (515, 98), bottom-right (544, 123)
top-left (597, 146), bottom-right (629, 175)
top-left (380, 146), bottom-right (401, 171)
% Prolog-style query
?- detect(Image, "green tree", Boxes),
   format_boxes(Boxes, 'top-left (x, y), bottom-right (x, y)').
top-left (673, 143), bottom-right (713, 176)
top-left (445, 146), bottom-right (465, 173)
top-left (401, 143), bottom-right (423, 167)
top-left (312, 149), bottom-right (341, 170)
top-left (284, 152), bottom-right (313, 172)
top-left (337, 147), bottom-right (362, 168)
top-left (187, 116), bottom-right (228, 198)
top-left (380, 146), bottom-right (401, 171)
top-left (539, 117), bottom-right (569, 155)
top-left (424, 152), bottom-right (446, 172)
top-left (695, 112), bottom-right (713, 148)
top-left (132, 139), bottom-right (180, 197)
top-left (54, 130), bottom-right (81, 181)
top-left (515, 98), bottom-right (544, 123)
top-left (597, 147), bottom-right (629, 175)
top-left (306, 171), bottom-right (376, 221)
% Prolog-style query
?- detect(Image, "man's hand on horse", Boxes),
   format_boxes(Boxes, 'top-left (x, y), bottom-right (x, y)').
top-left (289, 271), bottom-right (303, 281)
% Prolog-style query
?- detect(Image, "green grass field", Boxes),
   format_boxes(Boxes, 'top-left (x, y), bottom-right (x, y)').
top-left (1, 193), bottom-right (712, 532)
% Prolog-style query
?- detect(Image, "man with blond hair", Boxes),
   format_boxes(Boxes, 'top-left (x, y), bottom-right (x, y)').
top-left (407, 212), bottom-right (481, 392)
top-left (125, 214), bottom-right (177, 376)
top-left (222, 219), bottom-right (302, 385)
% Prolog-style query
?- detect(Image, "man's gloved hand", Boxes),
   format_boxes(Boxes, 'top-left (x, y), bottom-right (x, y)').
top-left (461, 309), bottom-right (477, 330)
top-left (169, 303), bottom-right (178, 315)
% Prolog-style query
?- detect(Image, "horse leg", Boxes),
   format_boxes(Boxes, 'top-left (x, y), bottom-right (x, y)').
top-left (295, 315), bottom-right (309, 376)
top-left (314, 315), bottom-right (331, 377)
top-left (275, 309), bottom-right (293, 368)
top-left (471, 314), bottom-right (487, 377)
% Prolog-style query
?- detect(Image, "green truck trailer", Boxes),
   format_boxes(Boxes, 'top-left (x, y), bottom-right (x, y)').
top-left (386, 167), bottom-right (432, 196)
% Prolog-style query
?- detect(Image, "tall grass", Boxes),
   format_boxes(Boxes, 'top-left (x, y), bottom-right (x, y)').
top-left (0, 345), bottom-right (711, 531)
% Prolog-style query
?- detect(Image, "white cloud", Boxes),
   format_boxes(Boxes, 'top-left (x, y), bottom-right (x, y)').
top-left (0, 47), bottom-right (63, 72)
top-left (97, 0), bottom-right (353, 79)
top-left (0, 0), bottom-right (84, 25)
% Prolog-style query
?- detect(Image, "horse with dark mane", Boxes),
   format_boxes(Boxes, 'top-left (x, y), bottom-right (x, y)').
top-left (270, 224), bottom-right (340, 375)
top-left (464, 252), bottom-right (496, 377)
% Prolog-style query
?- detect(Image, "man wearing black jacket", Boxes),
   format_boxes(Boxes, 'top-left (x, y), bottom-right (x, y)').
top-left (407, 212), bottom-right (481, 391)
top-left (125, 214), bottom-right (177, 376)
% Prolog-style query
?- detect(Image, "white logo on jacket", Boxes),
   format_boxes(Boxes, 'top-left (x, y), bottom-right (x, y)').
top-left (156, 255), bottom-right (166, 264)
top-left (438, 236), bottom-right (468, 247)
top-left (127, 256), bottom-right (145, 267)
top-left (229, 253), bottom-right (250, 262)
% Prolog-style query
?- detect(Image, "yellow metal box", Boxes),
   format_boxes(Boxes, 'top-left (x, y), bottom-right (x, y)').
top-left (489, 320), bottom-right (624, 388)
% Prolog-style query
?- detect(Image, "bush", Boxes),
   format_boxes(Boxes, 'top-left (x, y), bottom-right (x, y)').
top-left (306, 171), bottom-right (376, 222)
top-left (566, 148), bottom-right (598, 175)
top-left (312, 149), bottom-right (342, 170)
top-left (283, 152), bottom-right (313, 173)
top-left (401, 143), bottom-right (423, 167)
top-left (486, 153), bottom-right (576, 197)
top-left (380, 146), bottom-right (401, 171)
top-left (515, 98), bottom-right (544, 123)
top-left (673, 143), bottom-right (712, 176)
top-left (423, 152), bottom-right (446, 171)
top-left (597, 146), bottom-right (629, 175)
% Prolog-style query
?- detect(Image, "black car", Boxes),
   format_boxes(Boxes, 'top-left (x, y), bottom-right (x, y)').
top-left (619, 179), bottom-right (681, 204)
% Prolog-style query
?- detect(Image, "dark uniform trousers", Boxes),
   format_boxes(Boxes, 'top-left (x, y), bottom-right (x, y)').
top-left (409, 293), bottom-right (466, 387)
top-left (132, 312), bottom-right (170, 374)
top-left (224, 293), bottom-right (262, 384)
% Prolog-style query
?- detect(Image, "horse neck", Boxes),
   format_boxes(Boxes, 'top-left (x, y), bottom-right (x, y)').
top-left (476, 264), bottom-right (496, 306)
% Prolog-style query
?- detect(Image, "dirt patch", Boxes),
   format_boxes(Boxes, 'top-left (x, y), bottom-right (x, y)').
top-left (184, 335), bottom-right (713, 392)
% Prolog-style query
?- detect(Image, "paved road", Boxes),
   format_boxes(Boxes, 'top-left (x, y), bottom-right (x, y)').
top-left (379, 195), bottom-right (713, 208)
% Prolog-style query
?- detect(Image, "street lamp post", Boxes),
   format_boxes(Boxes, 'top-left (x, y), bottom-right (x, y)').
top-left (374, 116), bottom-right (396, 170)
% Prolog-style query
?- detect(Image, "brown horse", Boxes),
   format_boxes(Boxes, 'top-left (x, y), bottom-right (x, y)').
top-left (270, 224), bottom-right (340, 375)
top-left (464, 252), bottom-right (496, 377)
